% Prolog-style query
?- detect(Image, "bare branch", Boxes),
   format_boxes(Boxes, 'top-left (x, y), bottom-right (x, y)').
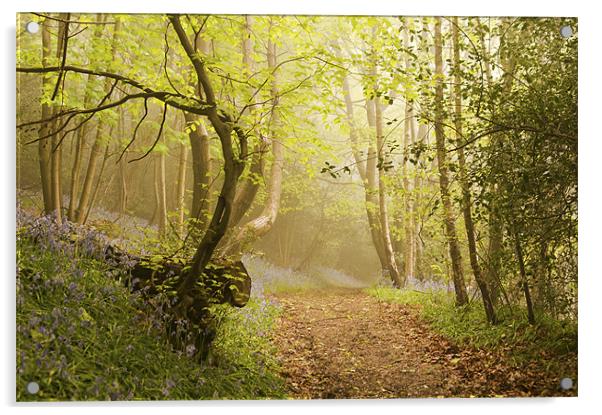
top-left (117, 98), bottom-right (150, 162)
top-left (32, 13), bottom-right (117, 25)
top-left (129, 101), bottom-right (169, 163)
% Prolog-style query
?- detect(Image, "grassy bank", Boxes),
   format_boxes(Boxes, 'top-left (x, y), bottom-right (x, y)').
top-left (16, 217), bottom-right (285, 401)
top-left (366, 287), bottom-right (577, 364)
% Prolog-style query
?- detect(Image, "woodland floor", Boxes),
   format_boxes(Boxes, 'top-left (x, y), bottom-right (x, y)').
top-left (270, 289), bottom-right (577, 399)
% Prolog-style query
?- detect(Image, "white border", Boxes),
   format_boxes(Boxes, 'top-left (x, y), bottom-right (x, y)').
top-left (3, 1), bottom-right (600, 415)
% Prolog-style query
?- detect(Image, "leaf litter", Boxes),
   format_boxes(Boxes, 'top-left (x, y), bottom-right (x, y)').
top-left (270, 289), bottom-right (576, 399)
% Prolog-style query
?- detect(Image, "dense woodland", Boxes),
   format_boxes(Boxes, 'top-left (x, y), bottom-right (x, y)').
top-left (16, 13), bottom-right (577, 400)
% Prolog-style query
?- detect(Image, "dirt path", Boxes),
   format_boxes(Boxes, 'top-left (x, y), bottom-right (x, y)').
top-left (270, 289), bottom-right (575, 399)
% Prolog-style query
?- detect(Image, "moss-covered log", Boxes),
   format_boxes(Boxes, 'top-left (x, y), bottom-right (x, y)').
top-left (104, 244), bottom-right (252, 360)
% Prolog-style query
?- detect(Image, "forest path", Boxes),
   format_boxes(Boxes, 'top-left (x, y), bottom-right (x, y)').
top-left (270, 289), bottom-right (571, 399)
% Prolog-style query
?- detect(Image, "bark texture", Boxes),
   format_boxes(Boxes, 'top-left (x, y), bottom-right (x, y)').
top-left (434, 18), bottom-right (468, 306)
top-left (452, 17), bottom-right (497, 323)
top-left (75, 19), bottom-right (120, 224)
top-left (225, 36), bottom-right (283, 255)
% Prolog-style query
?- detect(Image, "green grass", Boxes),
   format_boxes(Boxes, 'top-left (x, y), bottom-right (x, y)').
top-left (366, 286), bottom-right (577, 363)
top-left (16, 235), bottom-right (286, 401)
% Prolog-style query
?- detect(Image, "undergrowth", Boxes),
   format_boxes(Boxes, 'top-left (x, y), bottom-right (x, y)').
top-left (16, 214), bottom-right (285, 401)
top-left (366, 286), bottom-right (577, 364)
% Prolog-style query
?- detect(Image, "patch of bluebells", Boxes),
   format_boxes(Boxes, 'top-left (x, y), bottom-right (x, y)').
top-left (17, 208), bottom-right (137, 271)
top-left (243, 253), bottom-right (370, 293)
top-left (243, 254), bottom-right (315, 292)
top-left (17, 204), bottom-right (287, 400)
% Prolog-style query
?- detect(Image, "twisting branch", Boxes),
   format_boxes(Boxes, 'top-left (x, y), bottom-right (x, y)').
top-left (51, 13), bottom-right (70, 101)
top-left (67, 26), bottom-right (88, 39)
top-left (190, 15), bottom-right (210, 54)
top-left (168, 14), bottom-right (217, 107)
top-left (51, 78), bottom-right (119, 151)
top-left (238, 55), bottom-right (307, 118)
top-left (32, 13), bottom-right (117, 25)
top-left (17, 66), bottom-right (216, 130)
top-left (19, 65), bottom-right (180, 98)
top-left (118, 98), bottom-right (150, 162)
top-left (24, 79), bottom-right (120, 144)
top-left (163, 20), bottom-right (184, 97)
top-left (23, 93), bottom-right (164, 141)
top-left (129, 101), bottom-right (169, 163)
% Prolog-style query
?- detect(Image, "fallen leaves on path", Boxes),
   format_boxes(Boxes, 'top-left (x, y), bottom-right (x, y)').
top-left (270, 289), bottom-right (577, 399)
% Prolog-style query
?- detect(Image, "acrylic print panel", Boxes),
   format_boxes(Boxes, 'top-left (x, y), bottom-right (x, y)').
top-left (16, 12), bottom-right (577, 401)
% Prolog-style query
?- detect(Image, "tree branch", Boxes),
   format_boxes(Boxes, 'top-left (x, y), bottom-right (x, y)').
top-left (17, 66), bottom-right (216, 130)
top-left (129, 101), bottom-right (169, 163)
top-left (117, 98), bottom-right (149, 162)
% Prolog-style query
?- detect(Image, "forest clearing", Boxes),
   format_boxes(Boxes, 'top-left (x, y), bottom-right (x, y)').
top-left (16, 13), bottom-right (577, 400)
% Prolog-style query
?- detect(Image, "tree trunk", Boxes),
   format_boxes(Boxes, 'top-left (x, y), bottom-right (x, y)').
top-left (184, 112), bottom-right (211, 234)
top-left (452, 17), bottom-right (497, 323)
top-left (374, 96), bottom-right (404, 288)
top-left (434, 18), bottom-right (468, 306)
top-left (38, 19), bottom-right (52, 213)
top-left (39, 16), bottom-right (63, 217)
top-left (222, 16), bottom-right (267, 231)
top-left (225, 37), bottom-right (283, 255)
top-left (176, 124), bottom-right (188, 237)
top-left (364, 97), bottom-right (390, 277)
top-left (413, 123), bottom-right (428, 280)
top-left (46, 13), bottom-right (73, 223)
top-left (50, 132), bottom-right (63, 223)
top-left (228, 148), bottom-right (265, 228)
top-left (513, 228), bottom-right (536, 324)
top-left (75, 19), bottom-right (120, 224)
top-left (169, 15), bottom-right (247, 306)
top-left (341, 74), bottom-right (387, 268)
top-left (68, 120), bottom-right (86, 220)
top-left (155, 134), bottom-right (168, 237)
top-left (116, 105), bottom-right (128, 216)
top-left (401, 26), bottom-right (416, 282)
top-left (68, 15), bottom-right (104, 221)
top-left (83, 140), bottom-right (111, 224)
top-left (183, 34), bottom-right (213, 239)
top-left (484, 21), bottom-right (516, 305)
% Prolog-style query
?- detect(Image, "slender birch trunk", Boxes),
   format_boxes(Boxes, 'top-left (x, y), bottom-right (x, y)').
top-left (374, 96), bottom-right (404, 287)
top-left (341, 74), bottom-right (387, 264)
top-left (176, 116), bottom-right (189, 237)
top-left (365, 97), bottom-right (391, 278)
top-left (401, 26), bottom-right (416, 282)
top-left (413, 123), bottom-right (427, 279)
top-left (434, 18), bottom-right (468, 306)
